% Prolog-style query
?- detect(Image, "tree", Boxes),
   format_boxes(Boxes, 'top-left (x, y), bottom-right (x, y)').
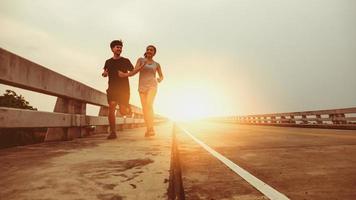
top-left (0, 90), bottom-right (43, 149)
top-left (0, 90), bottom-right (37, 110)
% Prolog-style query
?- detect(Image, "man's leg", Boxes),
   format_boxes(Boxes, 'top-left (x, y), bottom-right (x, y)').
top-left (108, 101), bottom-right (117, 139)
top-left (119, 93), bottom-right (132, 117)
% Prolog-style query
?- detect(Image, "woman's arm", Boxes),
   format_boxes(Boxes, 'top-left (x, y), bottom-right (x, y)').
top-left (156, 63), bottom-right (164, 83)
top-left (118, 58), bottom-right (146, 78)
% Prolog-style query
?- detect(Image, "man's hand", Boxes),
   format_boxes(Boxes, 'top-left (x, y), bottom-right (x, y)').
top-left (102, 69), bottom-right (108, 77)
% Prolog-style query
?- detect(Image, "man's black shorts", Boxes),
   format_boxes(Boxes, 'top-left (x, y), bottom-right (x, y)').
top-left (106, 88), bottom-right (130, 106)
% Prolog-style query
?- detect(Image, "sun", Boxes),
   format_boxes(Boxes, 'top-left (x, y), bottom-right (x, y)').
top-left (155, 85), bottom-right (222, 121)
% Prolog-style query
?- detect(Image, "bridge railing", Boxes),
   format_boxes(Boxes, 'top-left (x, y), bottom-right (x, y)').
top-left (211, 107), bottom-right (356, 130)
top-left (0, 48), bottom-right (166, 141)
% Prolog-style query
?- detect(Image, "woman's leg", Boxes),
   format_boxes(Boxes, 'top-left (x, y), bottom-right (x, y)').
top-left (139, 92), bottom-right (149, 130)
top-left (146, 88), bottom-right (157, 130)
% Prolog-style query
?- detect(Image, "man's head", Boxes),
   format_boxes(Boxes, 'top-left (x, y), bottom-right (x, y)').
top-left (110, 40), bottom-right (123, 55)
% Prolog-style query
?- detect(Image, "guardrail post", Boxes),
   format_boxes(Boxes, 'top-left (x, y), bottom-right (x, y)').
top-left (339, 113), bottom-right (347, 124)
top-left (316, 114), bottom-right (322, 124)
top-left (330, 114), bottom-right (336, 124)
top-left (129, 112), bottom-right (135, 129)
top-left (133, 114), bottom-right (138, 128)
top-left (251, 117), bottom-right (255, 123)
top-left (256, 116), bottom-right (261, 124)
top-left (124, 116), bottom-right (128, 129)
top-left (332, 114), bottom-right (337, 124)
top-left (332, 113), bottom-right (346, 124)
top-left (45, 97), bottom-right (87, 141)
top-left (96, 106), bottom-right (109, 134)
top-left (301, 115), bottom-right (308, 124)
top-left (281, 116), bottom-right (286, 124)
top-left (129, 113), bottom-right (135, 129)
top-left (289, 115), bottom-right (296, 124)
top-left (116, 111), bottom-right (124, 131)
top-left (262, 116), bottom-right (267, 123)
top-left (333, 113), bottom-right (346, 124)
top-left (271, 116), bottom-right (276, 124)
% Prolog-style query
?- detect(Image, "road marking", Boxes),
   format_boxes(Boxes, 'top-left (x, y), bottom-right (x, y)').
top-left (180, 127), bottom-right (290, 200)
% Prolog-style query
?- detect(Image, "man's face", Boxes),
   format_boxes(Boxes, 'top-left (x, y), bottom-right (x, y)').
top-left (112, 45), bottom-right (122, 55)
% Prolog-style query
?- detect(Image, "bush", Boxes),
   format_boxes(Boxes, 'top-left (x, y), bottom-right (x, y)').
top-left (0, 90), bottom-right (45, 149)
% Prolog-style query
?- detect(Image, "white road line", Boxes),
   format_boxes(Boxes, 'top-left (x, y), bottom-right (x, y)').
top-left (180, 127), bottom-right (290, 200)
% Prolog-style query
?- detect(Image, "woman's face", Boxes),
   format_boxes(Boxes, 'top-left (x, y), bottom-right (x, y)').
top-left (145, 46), bottom-right (156, 58)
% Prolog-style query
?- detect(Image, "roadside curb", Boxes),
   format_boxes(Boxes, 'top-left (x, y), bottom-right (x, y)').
top-left (168, 123), bottom-right (185, 200)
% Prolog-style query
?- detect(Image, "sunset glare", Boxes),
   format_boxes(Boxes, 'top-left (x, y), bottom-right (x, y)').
top-left (155, 84), bottom-right (223, 121)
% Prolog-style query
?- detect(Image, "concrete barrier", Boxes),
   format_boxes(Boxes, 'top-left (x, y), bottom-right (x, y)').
top-left (210, 107), bottom-right (356, 130)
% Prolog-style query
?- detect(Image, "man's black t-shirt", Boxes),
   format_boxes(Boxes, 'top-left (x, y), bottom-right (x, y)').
top-left (104, 57), bottom-right (134, 94)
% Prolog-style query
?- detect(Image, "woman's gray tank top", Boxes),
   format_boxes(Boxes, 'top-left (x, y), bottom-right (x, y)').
top-left (138, 60), bottom-right (158, 92)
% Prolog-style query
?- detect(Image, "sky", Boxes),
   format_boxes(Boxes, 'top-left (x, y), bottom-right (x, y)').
top-left (0, 0), bottom-right (355, 119)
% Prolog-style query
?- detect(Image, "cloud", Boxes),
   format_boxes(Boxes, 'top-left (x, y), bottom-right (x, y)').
top-left (0, 15), bottom-right (105, 88)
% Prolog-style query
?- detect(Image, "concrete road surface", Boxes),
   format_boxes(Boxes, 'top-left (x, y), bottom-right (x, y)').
top-left (176, 121), bottom-right (356, 200)
top-left (1, 120), bottom-right (355, 200)
top-left (0, 122), bottom-right (173, 200)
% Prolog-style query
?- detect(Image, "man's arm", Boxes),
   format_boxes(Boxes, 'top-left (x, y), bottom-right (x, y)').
top-left (102, 61), bottom-right (108, 77)
top-left (102, 68), bottom-right (108, 77)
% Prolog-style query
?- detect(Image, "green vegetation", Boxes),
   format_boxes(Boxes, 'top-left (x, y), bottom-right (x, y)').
top-left (0, 90), bottom-right (45, 148)
top-left (0, 89), bottom-right (37, 110)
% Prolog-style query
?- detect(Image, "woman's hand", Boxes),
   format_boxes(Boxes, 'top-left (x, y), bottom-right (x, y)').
top-left (138, 62), bottom-right (146, 70)
top-left (156, 63), bottom-right (164, 83)
top-left (140, 59), bottom-right (147, 68)
top-left (118, 71), bottom-right (128, 77)
top-left (157, 77), bottom-right (163, 83)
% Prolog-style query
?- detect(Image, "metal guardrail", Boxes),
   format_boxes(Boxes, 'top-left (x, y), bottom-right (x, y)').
top-left (0, 47), bottom-right (166, 141)
top-left (211, 107), bottom-right (356, 130)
